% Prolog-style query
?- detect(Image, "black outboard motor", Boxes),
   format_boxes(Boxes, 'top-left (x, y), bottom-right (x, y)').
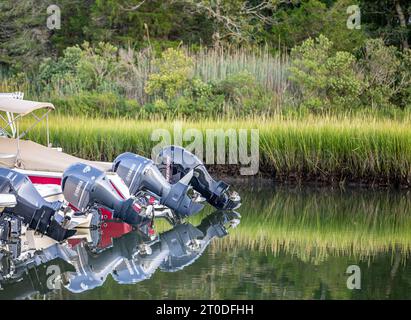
top-left (0, 168), bottom-right (75, 241)
top-left (155, 146), bottom-right (241, 210)
top-left (62, 163), bottom-right (151, 226)
top-left (0, 214), bottom-right (21, 244)
top-left (112, 153), bottom-right (204, 218)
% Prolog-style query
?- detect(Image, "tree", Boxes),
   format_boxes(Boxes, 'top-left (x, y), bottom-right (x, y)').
top-left (145, 48), bottom-right (194, 98)
top-left (289, 35), bottom-right (362, 110)
top-left (393, 0), bottom-right (409, 50)
top-left (271, 0), bottom-right (366, 52)
top-left (0, 0), bottom-right (53, 71)
top-left (174, 0), bottom-right (277, 46)
top-left (358, 38), bottom-right (411, 108)
top-left (87, 0), bottom-right (213, 49)
top-left (50, 0), bottom-right (94, 55)
top-left (360, 0), bottom-right (410, 51)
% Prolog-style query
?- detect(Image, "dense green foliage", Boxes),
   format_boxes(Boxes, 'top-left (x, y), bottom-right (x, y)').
top-left (0, 0), bottom-right (410, 117)
top-left (289, 35), bottom-right (361, 110)
top-left (272, 0), bottom-right (367, 52)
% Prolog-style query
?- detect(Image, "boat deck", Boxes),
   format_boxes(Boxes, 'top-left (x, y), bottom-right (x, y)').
top-left (0, 137), bottom-right (111, 172)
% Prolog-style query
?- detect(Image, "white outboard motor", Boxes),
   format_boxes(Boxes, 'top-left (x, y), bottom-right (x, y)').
top-left (0, 168), bottom-right (75, 241)
top-left (112, 153), bottom-right (204, 218)
top-left (62, 163), bottom-right (151, 226)
top-left (155, 146), bottom-right (241, 210)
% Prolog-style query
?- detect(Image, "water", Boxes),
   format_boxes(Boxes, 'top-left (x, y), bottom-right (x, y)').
top-left (2, 184), bottom-right (411, 300)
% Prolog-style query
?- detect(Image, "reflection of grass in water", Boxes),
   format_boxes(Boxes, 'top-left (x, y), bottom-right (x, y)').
top-left (231, 187), bottom-right (411, 262)
top-left (157, 186), bottom-right (411, 263)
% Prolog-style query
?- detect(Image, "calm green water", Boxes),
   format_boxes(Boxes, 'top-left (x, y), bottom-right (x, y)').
top-left (2, 184), bottom-right (411, 300)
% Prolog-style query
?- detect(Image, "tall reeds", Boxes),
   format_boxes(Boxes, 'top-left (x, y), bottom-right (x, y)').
top-left (20, 114), bottom-right (411, 185)
top-left (191, 46), bottom-right (289, 94)
top-left (0, 46), bottom-right (290, 108)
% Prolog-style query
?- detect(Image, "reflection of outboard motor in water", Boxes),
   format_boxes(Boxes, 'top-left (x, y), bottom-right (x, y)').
top-left (155, 146), bottom-right (241, 210)
top-left (0, 168), bottom-right (75, 241)
top-left (62, 163), bottom-right (151, 226)
top-left (113, 153), bottom-right (204, 218)
top-left (0, 210), bottom-right (240, 296)
top-left (62, 230), bottom-right (152, 292)
top-left (160, 210), bottom-right (241, 272)
top-left (0, 250), bottom-right (75, 300)
top-left (63, 210), bottom-right (240, 292)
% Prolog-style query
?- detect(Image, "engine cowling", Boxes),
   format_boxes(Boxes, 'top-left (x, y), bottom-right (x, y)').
top-left (61, 163), bottom-right (151, 226)
top-left (0, 168), bottom-right (75, 241)
top-left (113, 153), bottom-right (204, 218)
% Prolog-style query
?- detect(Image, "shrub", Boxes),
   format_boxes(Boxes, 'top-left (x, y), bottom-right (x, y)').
top-left (213, 71), bottom-right (276, 116)
top-left (289, 35), bottom-right (361, 111)
top-left (38, 42), bottom-right (125, 95)
top-left (51, 92), bottom-right (139, 117)
top-left (76, 42), bottom-right (120, 92)
top-left (359, 39), bottom-right (411, 109)
top-left (38, 46), bottom-right (83, 92)
top-left (145, 48), bottom-right (194, 99)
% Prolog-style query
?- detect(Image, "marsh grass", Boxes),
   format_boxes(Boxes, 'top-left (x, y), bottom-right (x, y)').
top-left (19, 115), bottom-right (411, 262)
top-left (21, 114), bottom-right (411, 183)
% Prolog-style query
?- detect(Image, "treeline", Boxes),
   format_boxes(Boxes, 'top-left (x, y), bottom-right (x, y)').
top-left (1, 0), bottom-right (409, 71)
top-left (0, 0), bottom-right (410, 118)
top-left (13, 38), bottom-right (408, 118)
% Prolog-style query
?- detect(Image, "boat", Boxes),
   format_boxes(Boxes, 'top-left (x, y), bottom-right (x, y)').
top-left (0, 92), bottom-right (125, 196)
top-left (0, 92), bottom-right (241, 244)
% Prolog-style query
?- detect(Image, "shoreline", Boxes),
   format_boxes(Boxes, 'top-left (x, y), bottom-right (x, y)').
top-left (207, 165), bottom-right (411, 189)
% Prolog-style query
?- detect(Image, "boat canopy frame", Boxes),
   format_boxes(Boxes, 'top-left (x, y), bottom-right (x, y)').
top-left (0, 92), bottom-right (53, 146)
top-left (0, 92), bottom-right (54, 166)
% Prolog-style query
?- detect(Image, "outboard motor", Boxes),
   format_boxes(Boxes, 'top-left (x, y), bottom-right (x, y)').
top-left (62, 163), bottom-right (151, 226)
top-left (155, 146), bottom-right (241, 210)
top-left (0, 213), bottom-right (21, 259)
top-left (0, 168), bottom-right (75, 241)
top-left (0, 214), bottom-right (21, 244)
top-left (113, 153), bottom-right (204, 218)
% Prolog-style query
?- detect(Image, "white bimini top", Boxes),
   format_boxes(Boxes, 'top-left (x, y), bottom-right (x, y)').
top-left (0, 97), bottom-right (55, 115)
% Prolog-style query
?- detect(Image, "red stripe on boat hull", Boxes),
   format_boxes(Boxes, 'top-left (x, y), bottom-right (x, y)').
top-left (28, 175), bottom-right (62, 185)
